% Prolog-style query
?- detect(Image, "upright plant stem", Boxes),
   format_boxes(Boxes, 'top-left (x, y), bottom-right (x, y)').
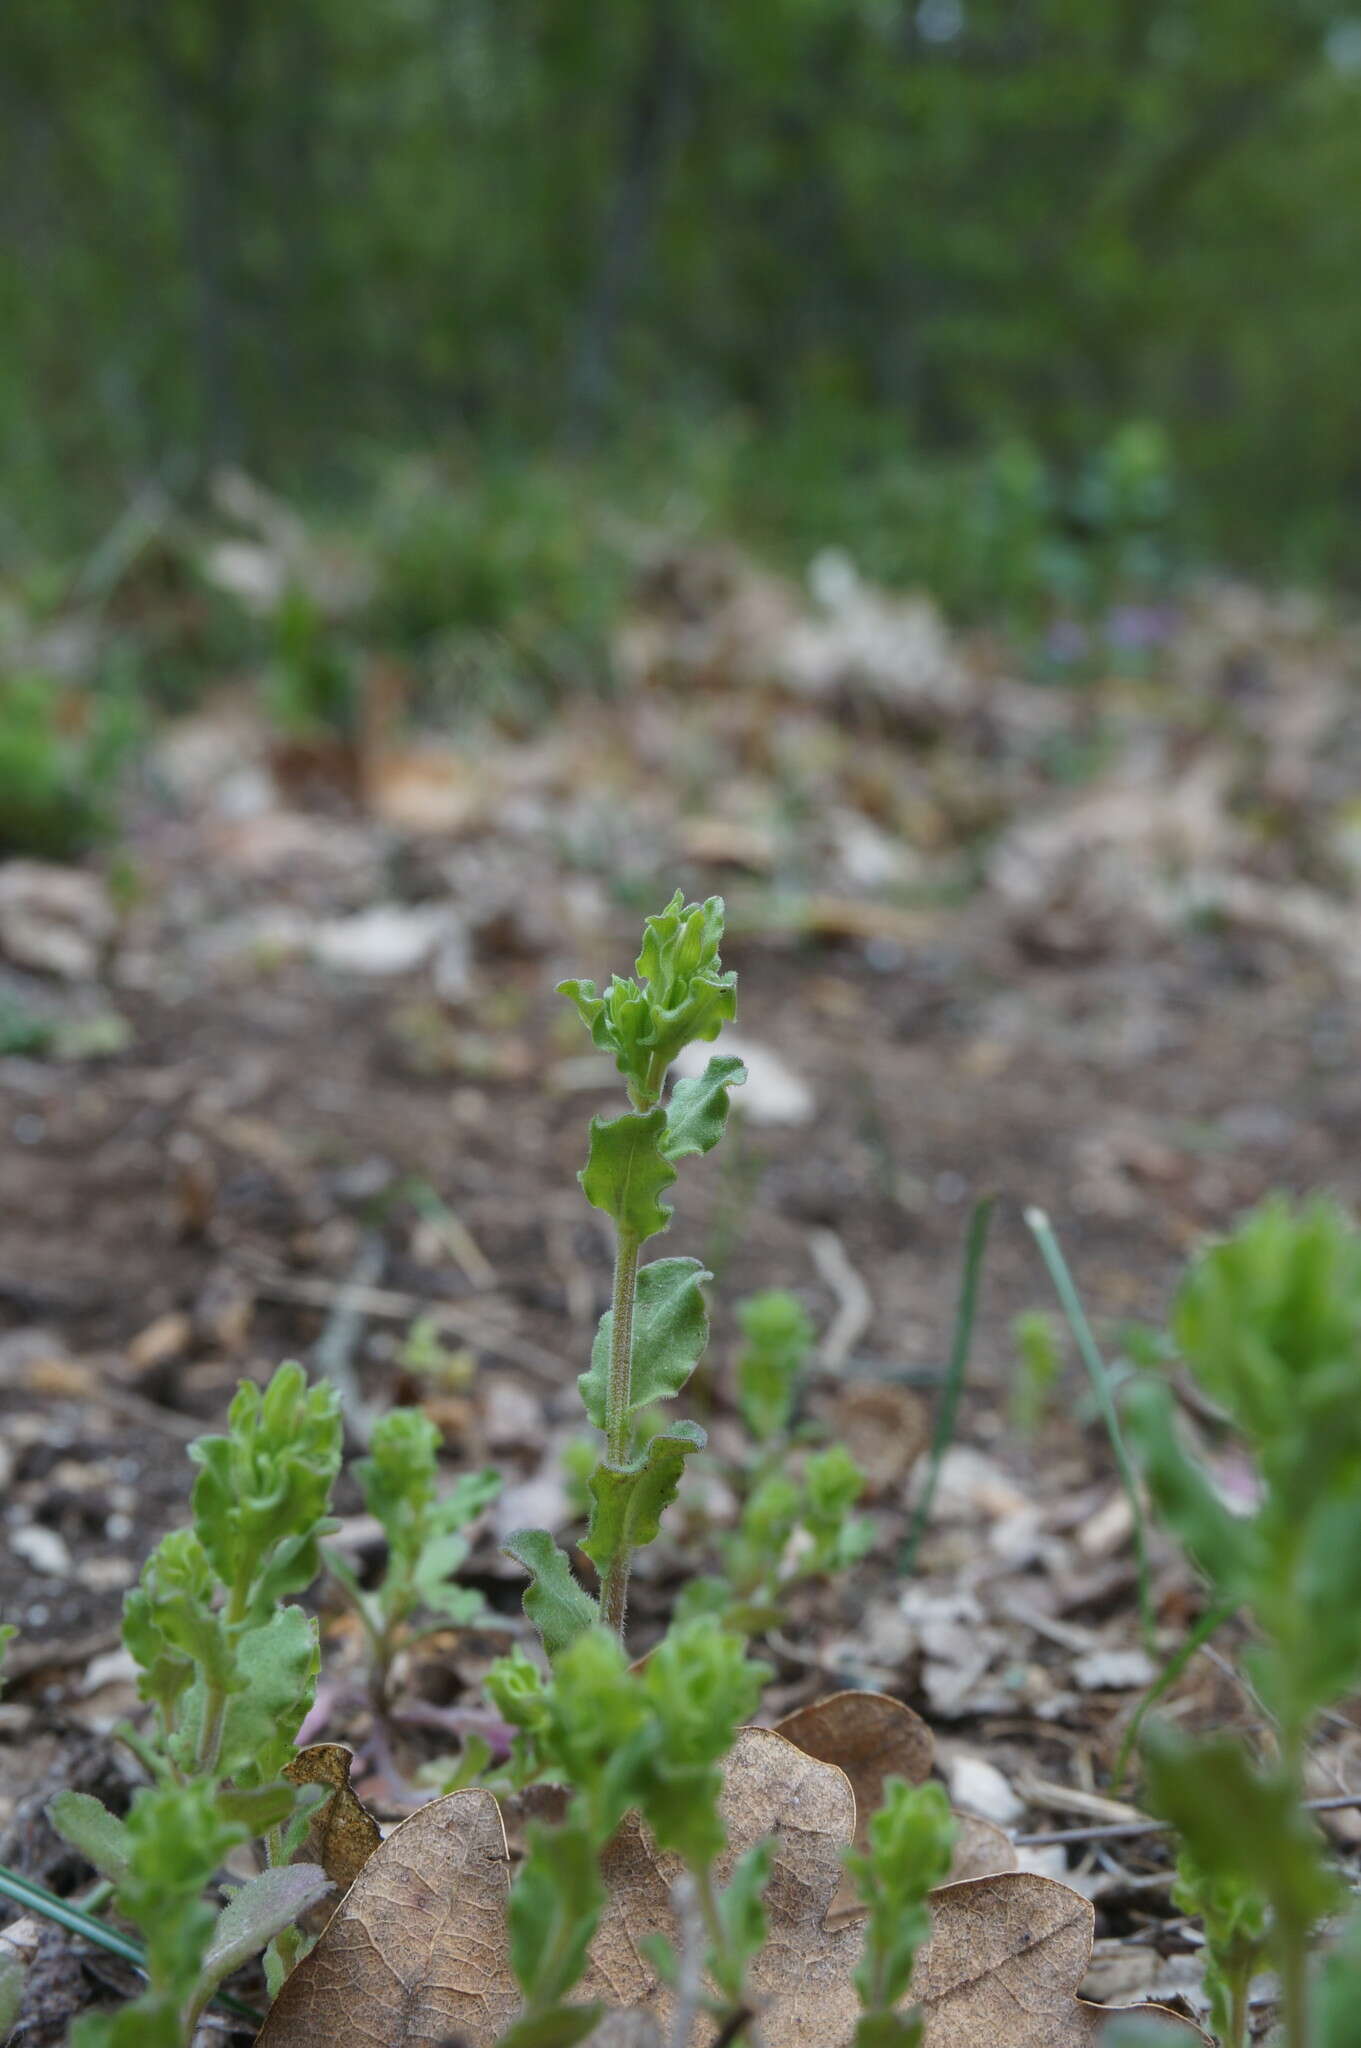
top-left (602, 1226), bottom-right (641, 1634)
top-left (1024, 1206), bottom-right (1156, 1649)
top-left (902, 1195), bottom-right (993, 1570)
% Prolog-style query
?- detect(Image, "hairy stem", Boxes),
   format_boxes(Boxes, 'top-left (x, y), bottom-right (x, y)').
top-left (600, 1225), bottom-right (642, 1636)
top-left (605, 1229), bottom-right (641, 1466)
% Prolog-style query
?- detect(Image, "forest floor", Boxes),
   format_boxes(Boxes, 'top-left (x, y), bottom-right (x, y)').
top-left (3, 541), bottom-right (1361, 2039)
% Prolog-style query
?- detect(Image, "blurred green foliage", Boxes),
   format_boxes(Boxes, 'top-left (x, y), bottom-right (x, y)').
top-left (4, 0), bottom-right (1361, 583)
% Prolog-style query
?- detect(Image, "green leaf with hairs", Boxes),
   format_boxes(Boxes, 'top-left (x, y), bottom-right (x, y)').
top-left (47, 1791), bottom-right (133, 1885)
top-left (661, 1053), bottom-right (746, 1162)
top-left (582, 1422), bottom-right (707, 1577)
top-left (578, 1108), bottom-right (675, 1240)
top-left (580, 1258), bottom-right (711, 1430)
top-left (502, 1529), bottom-right (599, 1659)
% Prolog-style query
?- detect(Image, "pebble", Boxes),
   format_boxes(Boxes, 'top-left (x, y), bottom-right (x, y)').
top-left (10, 1523), bottom-right (72, 1577)
top-left (947, 1753), bottom-right (1026, 1827)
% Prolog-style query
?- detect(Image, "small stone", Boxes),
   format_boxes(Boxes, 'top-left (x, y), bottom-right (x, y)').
top-left (76, 1555), bottom-right (137, 1593)
top-left (1072, 1646), bottom-right (1157, 1691)
top-left (11, 1523), bottom-right (73, 1577)
top-left (671, 1035), bottom-right (814, 1127)
top-left (128, 1311), bottom-right (192, 1373)
top-left (947, 1753), bottom-right (1026, 1827)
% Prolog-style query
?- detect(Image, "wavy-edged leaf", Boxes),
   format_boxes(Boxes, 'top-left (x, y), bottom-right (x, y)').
top-left (502, 1529), bottom-right (599, 1659)
top-left (582, 1423), bottom-right (707, 1577)
top-left (580, 1259), bottom-right (711, 1430)
top-left (660, 1055), bottom-right (746, 1163)
top-left (578, 1110), bottom-right (675, 1242)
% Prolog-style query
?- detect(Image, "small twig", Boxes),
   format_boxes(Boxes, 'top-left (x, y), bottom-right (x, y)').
top-left (902, 1195), bottom-right (994, 1570)
top-left (1024, 1207), bottom-right (1155, 1649)
top-left (807, 1228), bottom-right (872, 1372)
top-left (1015, 1791), bottom-right (1361, 1848)
top-left (248, 1266), bottom-right (564, 1376)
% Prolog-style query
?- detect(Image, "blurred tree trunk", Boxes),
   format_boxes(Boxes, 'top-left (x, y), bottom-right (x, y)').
top-left (137, 0), bottom-right (252, 476)
top-left (564, 0), bottom-right (690, 447)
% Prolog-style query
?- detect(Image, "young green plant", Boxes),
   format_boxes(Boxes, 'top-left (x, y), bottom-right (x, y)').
top-left (507, 892), bottom-right (746, 1649)
top-left (46, 1362), bottom-right (345, 2043)
top-left (1124, 1196), bottom-right (1361, 2048)
top-left (326, 1405), bottom-right (500, 1719)
top-left (491, 1616), bottom-right (772, 2047)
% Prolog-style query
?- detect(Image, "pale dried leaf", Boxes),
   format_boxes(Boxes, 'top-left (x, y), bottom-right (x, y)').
top-left (830, 1384), bottom-right (930, 1496)
top-left (256, 1732), bottom-right (1204, 2048)
top-left (773, 1690), bottom-right (1016, 1891)
top-left (283, 1743), bottom-right (384, 1890)
top-left (255, 1789), bottom-right (519, 2048)
top-left (773, 1691), bottom-right (934, 1835)
top-left (915, 1873), bottom-right (1209, 2046)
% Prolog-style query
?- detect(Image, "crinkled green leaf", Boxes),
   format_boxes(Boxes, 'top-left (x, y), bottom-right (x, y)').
top-left (660, 1054), bottom-right (746, 1162)
top-left (503, 1529), bottom-right (599, 1659)
top-left (578, 1109), bottom-right (675, 1241)
top-left (581, 1423), bottom-right (707, 1577)
top-left (580, 1258), bottom-right (711, 1430)
top-left (47, 1791), bottom-right (132, 1885)
top-left (189, 1362), bottom-right (342, 1620)
top-left (200, 1864), bottom-right (332, 1997)
top-left (510, 1819), bottom-right (605, 2010)
top-left (184, 1605), bottom-right (319, 1786)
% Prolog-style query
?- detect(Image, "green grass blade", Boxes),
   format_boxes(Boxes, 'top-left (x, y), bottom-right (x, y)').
top-left (1024, 1206), bottom-right (1155, 1648)
top-left (902, 1194), bottom-right (994, 1570)
top-left (0, 1865), bottom-right (262, 2024)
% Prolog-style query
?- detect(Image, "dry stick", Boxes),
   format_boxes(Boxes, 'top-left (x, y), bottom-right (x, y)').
top-left (1015, 1791), bottom-right (1361, 1848)
top-left (248, 1268), bottom-right (565, 1376)
top-left (901, 1194), bottom-right (994, 1571)
top-left (1023, 1206), bottom-right (1156, 1650)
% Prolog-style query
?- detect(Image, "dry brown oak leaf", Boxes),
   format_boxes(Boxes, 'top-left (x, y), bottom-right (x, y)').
top-left (258, 1726), bottom-right (1206, 2048)
top-left (772, 1690), bottom-right (1015, 1904)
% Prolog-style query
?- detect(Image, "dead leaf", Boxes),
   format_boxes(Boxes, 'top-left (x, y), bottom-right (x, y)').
top-left (914, 1872), bottom-right (1208, 2045)
top-left (773, 1691), bottom-right (1014, 1891)
top-left (827, 1384), bottom-right (930, 1497)
top-left (255, 1789), bottom-right (520, 2048)
top-left (773, 1692), bottom-right (933, 1842)
top-left (256, 1726), bottom-right (1204, 2048)
top-left (283, 1744), bottom-right (384, 1890)
top-left (582, 1729), bottom-right (1204, 2047)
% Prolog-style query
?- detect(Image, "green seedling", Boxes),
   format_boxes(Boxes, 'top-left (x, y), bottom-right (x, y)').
top-left (493, 1616), bottom-right (771, 2046)
top-left (733, 1288), bottom-right (814, 1446)
top-left (1124, 1196), bottom-right (1361, 2048)
top-left (1169, 1846), bottom-right (1268, 2048)
top-left (326, 1405), bottom-right (500, 1717)
top-left (678, 1444), bottom-right (874, 1635)
top-left (45, 1362), bottom-right (345, 2042)
top-left (1009, 1307), bottom-right (1062, 1438)
top-left (507, 892), bottom-right (746, 1649)
top-left (62, 1779), bottom-right (329, 2048)
top-left (846, 1777), bottom-right (957, 2046)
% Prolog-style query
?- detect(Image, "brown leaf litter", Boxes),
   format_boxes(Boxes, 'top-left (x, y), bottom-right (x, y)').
top-left (258, 1712), bottom-right (1206, 2047)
